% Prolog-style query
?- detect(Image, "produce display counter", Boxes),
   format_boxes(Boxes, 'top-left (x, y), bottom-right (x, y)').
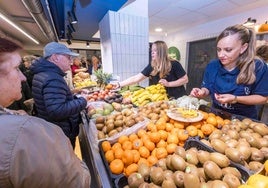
top-left (79, 110), bottom-right (147, 188)
top-left (78, 104), bottom-right (268, 188)
top-left (79, 113), bottom-right (113, 188)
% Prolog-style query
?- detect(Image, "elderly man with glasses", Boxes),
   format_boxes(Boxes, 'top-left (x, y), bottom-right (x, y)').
top-left (30, 42), bottom-right (88, 148)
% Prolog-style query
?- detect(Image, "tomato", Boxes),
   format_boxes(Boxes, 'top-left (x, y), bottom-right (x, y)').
top-left (99, 94), bottom-right (105, 100)
top-left (103, 90), bottom-right (108, 95)
top-left (92, 95), bottom-right (98, 100)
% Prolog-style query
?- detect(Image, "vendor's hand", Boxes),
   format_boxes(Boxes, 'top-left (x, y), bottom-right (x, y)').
top-left (214, 93), bottom-right (235, 104)
top-left (159, 79), bottom-right (169, 87)
top-left (190, 88), bottom-right (205, 98)
top-left (113, 82), bottom-right (121, 89)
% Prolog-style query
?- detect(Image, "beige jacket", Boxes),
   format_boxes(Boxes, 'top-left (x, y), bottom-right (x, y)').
top-left (0, 111), bottom-right (90, 188)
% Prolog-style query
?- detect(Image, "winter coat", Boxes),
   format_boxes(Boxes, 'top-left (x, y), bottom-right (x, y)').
top-left (0, 108), bottom-right (91, 188)
top-left (30, 58), bottom-right (87, 140)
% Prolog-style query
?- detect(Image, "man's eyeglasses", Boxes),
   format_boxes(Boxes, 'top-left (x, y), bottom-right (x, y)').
top-left (60, 54), bottom-right (72, 60)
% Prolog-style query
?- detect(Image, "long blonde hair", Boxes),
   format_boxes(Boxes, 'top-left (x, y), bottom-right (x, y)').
top-left (150, 41), bottom-right (172, 78)
top-left (216, 24), bottom-right (256, 85)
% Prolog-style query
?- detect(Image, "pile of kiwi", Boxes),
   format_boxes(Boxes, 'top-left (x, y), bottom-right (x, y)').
top-left (125, 146), bottom-right (243, 188)
top-left (137, 101), bottom-right (171, 121)
top-left (95, 108), bottom-right (145, 139)
top-left (201, 118), bottom-right (268, 173)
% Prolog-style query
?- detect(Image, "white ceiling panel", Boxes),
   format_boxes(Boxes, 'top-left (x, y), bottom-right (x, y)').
top-left (181, 12), bottom-right (209, 23)
top-left (173, 0), bottom-right (218, 11)
top-left (148, 0), bottom-right (176, 16)
top-left (154, 6), bottom-right (189, 19)
top-left (229, 0), bottom-right (260, 6)
top-left (197, 0), bottom-right (238, 16)
top-left (1, 0), bottom-right (267, 51)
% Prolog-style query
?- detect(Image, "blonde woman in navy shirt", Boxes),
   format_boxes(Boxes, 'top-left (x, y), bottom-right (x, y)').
top-left (190, 24), bottom-right (268, 119)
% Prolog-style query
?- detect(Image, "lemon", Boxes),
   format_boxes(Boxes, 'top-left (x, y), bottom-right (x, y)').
top-left (246, 174), bottom-right (268, 188)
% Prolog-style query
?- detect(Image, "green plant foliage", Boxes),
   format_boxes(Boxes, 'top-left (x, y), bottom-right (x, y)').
top-left (94, 69), bottom-right (112, 88)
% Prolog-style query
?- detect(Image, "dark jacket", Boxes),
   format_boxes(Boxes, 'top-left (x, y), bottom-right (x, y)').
top-left (30, 58), bottom-right (87, 140)
top-left (7, 81), bottom-right (32, 113)
top-left (0, 109), bottom-right (90, 188)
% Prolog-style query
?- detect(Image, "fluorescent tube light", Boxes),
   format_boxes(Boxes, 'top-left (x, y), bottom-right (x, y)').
top-left (0, 12), bottom-right (39, 44)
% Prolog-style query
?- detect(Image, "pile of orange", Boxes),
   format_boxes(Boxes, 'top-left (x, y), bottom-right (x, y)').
top-left (101, 126), bottom-right (170, 176)
top-left (101, 109), bottom-right (232, 177)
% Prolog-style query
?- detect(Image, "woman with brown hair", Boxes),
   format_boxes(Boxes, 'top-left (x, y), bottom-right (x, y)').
top-left (190, 24), bottom-right (268, 119)
top-left (88, 55), bottom-right (102, 74)
top-left (118, 40), bottom-right (188, 99)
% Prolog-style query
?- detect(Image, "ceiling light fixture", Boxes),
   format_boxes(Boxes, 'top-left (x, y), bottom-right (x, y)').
top-left (66, 31), bottom-right (72, 40)
top-left (67, 24), bottom-right (75, 33)
top-left (66, 39), bottom-right (72, 45)
top-left (68, 11), bottom-right (77, 24)
top-left (0, 12), bottom-right (39, 44)
top-left (155, 27), bottom-right (163, 32)
top-left (66, 30), bottom-right (72, 45)
top-left (86, 41), bottom-right (90, 47)
top-left (243, 17), bottom-right (257, 27)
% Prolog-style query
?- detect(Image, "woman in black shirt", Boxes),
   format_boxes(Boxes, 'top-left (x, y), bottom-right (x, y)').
top-left (118, 41), bottom-right (188, 99)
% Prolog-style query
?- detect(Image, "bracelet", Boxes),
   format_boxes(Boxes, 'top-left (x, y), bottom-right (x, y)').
top-left (232, 95), bottom-right (238, 104)
top-left (117, 82), bottom-right (121, 88)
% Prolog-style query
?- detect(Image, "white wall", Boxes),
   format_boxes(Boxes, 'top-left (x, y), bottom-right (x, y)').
top-left (150, 5), bottom-right (268, 70)
top-left (119, 0), bottom-right (148, 18)
top-left (99, 0), bottom-right (150, 87)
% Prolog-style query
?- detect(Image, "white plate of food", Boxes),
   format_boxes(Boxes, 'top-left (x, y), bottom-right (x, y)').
top-left (166, 108), bottom-right (203, 123)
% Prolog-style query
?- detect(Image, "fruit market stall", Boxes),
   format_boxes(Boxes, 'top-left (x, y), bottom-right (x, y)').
top-left (78, 82), bottom-right (268, 188)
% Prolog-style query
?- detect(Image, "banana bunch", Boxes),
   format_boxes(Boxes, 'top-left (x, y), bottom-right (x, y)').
top-left (146, 84), bottom-right (168, 102)
top-left (74, 78), bottom-right (97, 89)
top-left (131, 89), bottom-right (150, 106)
top-left (131, 84), bottom-right (168, 106)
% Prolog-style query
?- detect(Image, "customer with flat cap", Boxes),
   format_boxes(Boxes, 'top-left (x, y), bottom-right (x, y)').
top-left (31, 42), bottom-right (88, 148)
